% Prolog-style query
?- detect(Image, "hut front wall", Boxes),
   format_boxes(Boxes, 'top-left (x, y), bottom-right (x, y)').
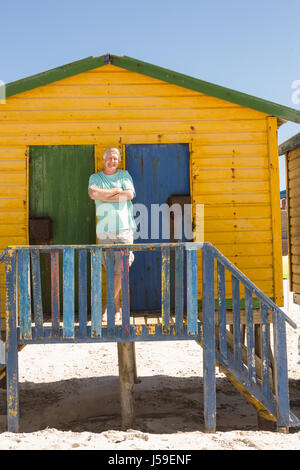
top-left (0, 64), bottom-right (283, 307)
top-left (287, 144), bottom-right (300, 295)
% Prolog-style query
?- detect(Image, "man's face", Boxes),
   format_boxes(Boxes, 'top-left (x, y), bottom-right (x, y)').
top-left (104, 151), bottom-right (120, 171)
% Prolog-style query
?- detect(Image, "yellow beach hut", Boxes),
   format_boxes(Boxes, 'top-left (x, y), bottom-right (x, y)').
top-left (1, 53), bottom-right (300, 311)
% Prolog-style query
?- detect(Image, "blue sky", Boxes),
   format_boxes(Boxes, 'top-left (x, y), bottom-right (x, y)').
top-left (1, 0), bottom-right (300, 189)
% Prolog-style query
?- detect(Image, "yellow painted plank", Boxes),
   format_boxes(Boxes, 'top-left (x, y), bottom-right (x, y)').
top-left (196, 267), bottom-right (273, 282)
top-left (2, 97), bottom-right (266, 117)
top-left (214, 243), bottom-right (273, 256)
top-left (0, 147), bottom-right (26, 158)
top-left (0, 160), bottom-right (26, 171)
top-left (14, 83), bottom-right (206, 98)
top-left (203, 230), bottom-right (272, 244)
top-left (0, 199), bottom-right (26, 211)
top-left (0, 122), bottom-right (267, 146)
top-left (193, 192), bottom-right (270, 204)
top-left (203, 205), bottom-right (271, 218)
top-left (0, 185), bottom-right (26, 197)
top-left (193, 180), bottom-right (268, 194)
top-left (0, 224), bottom-right (26, 236)
top-left (192, 155), bottom-right (268, 169)
top-left (0, 236), bottom-right (27, 246)
top-left (5, 95), bottom-right (242, 109)
top-left (0, 119), bottom-right (265, 140)
top-left (53, 70), bottom-right (170, 85)
top-left (0, 211), bottom-right (26, 224)
top-left (204, 218), bottom-right (271, 231)
top-left (191, 143), bottom-right (268, 157)
top-left (230, 256), bottom-right (273, 269)
top-left (193, 168), bottom-right (269, 181)
top-left (0, 108), bottom-right (267, 124)
top-left (0, 172), bottom-right (26, 185)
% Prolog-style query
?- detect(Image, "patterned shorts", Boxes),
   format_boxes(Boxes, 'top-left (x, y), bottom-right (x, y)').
top-left (97, 229), bottom-right (135, 274)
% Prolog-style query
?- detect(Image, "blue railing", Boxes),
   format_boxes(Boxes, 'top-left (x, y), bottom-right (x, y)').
top-left (0, 242), bottom-right (298, 433)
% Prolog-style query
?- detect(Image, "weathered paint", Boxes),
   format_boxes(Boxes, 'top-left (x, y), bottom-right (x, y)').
top-left (63, 248), bottom-right (75, 339)
top-left (161, 247), bottom-right (170, 334)
top-left (273, 309), bottom-right (290, 430)
top-left (18, 249), bottom-right (32, 340)
top-left (31, 250), bottom-right (43, 339)
top-left (91, 248), bottom-right (102, 338)
top-left (5, 250), bottom-right (19, 432)
top-left (217, 261), bottom-right (227, 358)
top-left (106, 249), bottom-right (115, 336)
top-left (121, 249), bottom-right (130, 338)
top-left (261, 302), bottom-right (271, 400)
top-left (186, 248), bottom-right (198, 336)
top-left (232, 276), bottom-right (242, 370)
top-left (175, 246), bottom-right (184, 335)
top-left (245, 287), bottom-right (256, 384)
top-left (202, 244), bottom-right (216, 433)
top-left (50, 250), bottom-right (60, 337)
top-left (125, 143), bottom-right (190, 311)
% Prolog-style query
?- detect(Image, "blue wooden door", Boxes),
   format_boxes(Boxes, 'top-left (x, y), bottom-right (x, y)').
top-left (125, 144), bottom-right (191, 311)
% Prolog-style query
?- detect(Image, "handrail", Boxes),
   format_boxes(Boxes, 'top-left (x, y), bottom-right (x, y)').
top-left (209, 243), bottom-right (297, 329)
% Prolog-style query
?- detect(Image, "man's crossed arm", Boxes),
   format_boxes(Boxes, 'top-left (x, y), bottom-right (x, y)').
top-left (88, 185), bottom-right (134, 202)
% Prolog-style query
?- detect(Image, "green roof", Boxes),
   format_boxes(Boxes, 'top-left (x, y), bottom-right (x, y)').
top-left (278, 132), bottom-right (300, 155)
top-left (5, 53), bottom-right (300, 124)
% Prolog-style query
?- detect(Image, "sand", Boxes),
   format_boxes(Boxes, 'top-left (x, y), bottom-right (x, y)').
top-left (0, 284), bottom-right (299, 450)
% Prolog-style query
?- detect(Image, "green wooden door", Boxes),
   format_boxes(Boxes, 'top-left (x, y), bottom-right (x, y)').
top-left (29, 145), bottom-right (96, 314)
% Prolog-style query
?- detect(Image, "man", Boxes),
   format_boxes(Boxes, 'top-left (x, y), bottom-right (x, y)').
top-left (88, 147), bottom-right (137, 321)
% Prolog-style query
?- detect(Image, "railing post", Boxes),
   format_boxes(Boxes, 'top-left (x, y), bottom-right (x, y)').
top-left (273, 309), bottom-right (290, 432)
top-left (186, 246), bottom-right (198, 336)
top-left (161, 247), bottom-right (170, 334)
top-left (202, 244), bottom-right (216, 433)
top-left (217, 262), bottom-right (227, 358)
top-left (121, 248), bottom-right (130, 338)
top-left (63, 248), bottom-right (75, 339)
top-left (106, 249), bottom-right (115, 336)
top-left (91, 247), bottom-right (102, 338)
top-left (5, 249), bottom-right (19, 433)
top-left (175, 246), bottom-right (184, 335)
top-left (51, 250), bottom-right (60, 338)
top-left (18, 249), bottom-right (32, 341)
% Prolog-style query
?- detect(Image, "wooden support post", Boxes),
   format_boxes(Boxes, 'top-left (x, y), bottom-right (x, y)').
top-left (6, 250), bottom-right (19, 433)
top-left (202, 245), bottom-right (216, 433)
top-left (117, 342), bottom-right (136, 429)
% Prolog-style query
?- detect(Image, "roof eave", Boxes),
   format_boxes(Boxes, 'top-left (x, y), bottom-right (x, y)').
top-left (278, 132), bottom-right (300, 155)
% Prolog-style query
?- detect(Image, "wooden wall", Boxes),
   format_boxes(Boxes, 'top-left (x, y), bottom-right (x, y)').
top-left (286, 144), bottom-right (300, 295)
top-left (0, 64), bottom-right (283, 305)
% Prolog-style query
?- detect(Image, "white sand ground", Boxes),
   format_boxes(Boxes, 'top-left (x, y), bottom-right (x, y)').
top-left (0, 283), bottom-right (299, 450)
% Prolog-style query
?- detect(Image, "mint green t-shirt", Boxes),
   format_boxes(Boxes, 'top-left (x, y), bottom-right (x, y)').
top-left (88, 170), bottom-right (137, 235)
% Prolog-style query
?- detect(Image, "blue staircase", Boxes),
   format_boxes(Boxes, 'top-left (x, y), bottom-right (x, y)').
top-left (0, 242), bottom-right (299, 433)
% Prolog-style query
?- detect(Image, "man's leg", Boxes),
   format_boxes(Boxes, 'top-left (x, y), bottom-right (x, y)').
top-left (114, 273), bottom-right (122, 320)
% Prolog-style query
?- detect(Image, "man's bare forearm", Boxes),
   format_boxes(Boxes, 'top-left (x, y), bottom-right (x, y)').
top-left (107, 190), bottom-right (134, 202)
top-left (88, 185), bottom-right (122, 201)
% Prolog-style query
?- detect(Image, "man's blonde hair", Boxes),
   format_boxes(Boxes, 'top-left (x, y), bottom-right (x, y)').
top-left (103, 147), bottom-right (121, 162)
